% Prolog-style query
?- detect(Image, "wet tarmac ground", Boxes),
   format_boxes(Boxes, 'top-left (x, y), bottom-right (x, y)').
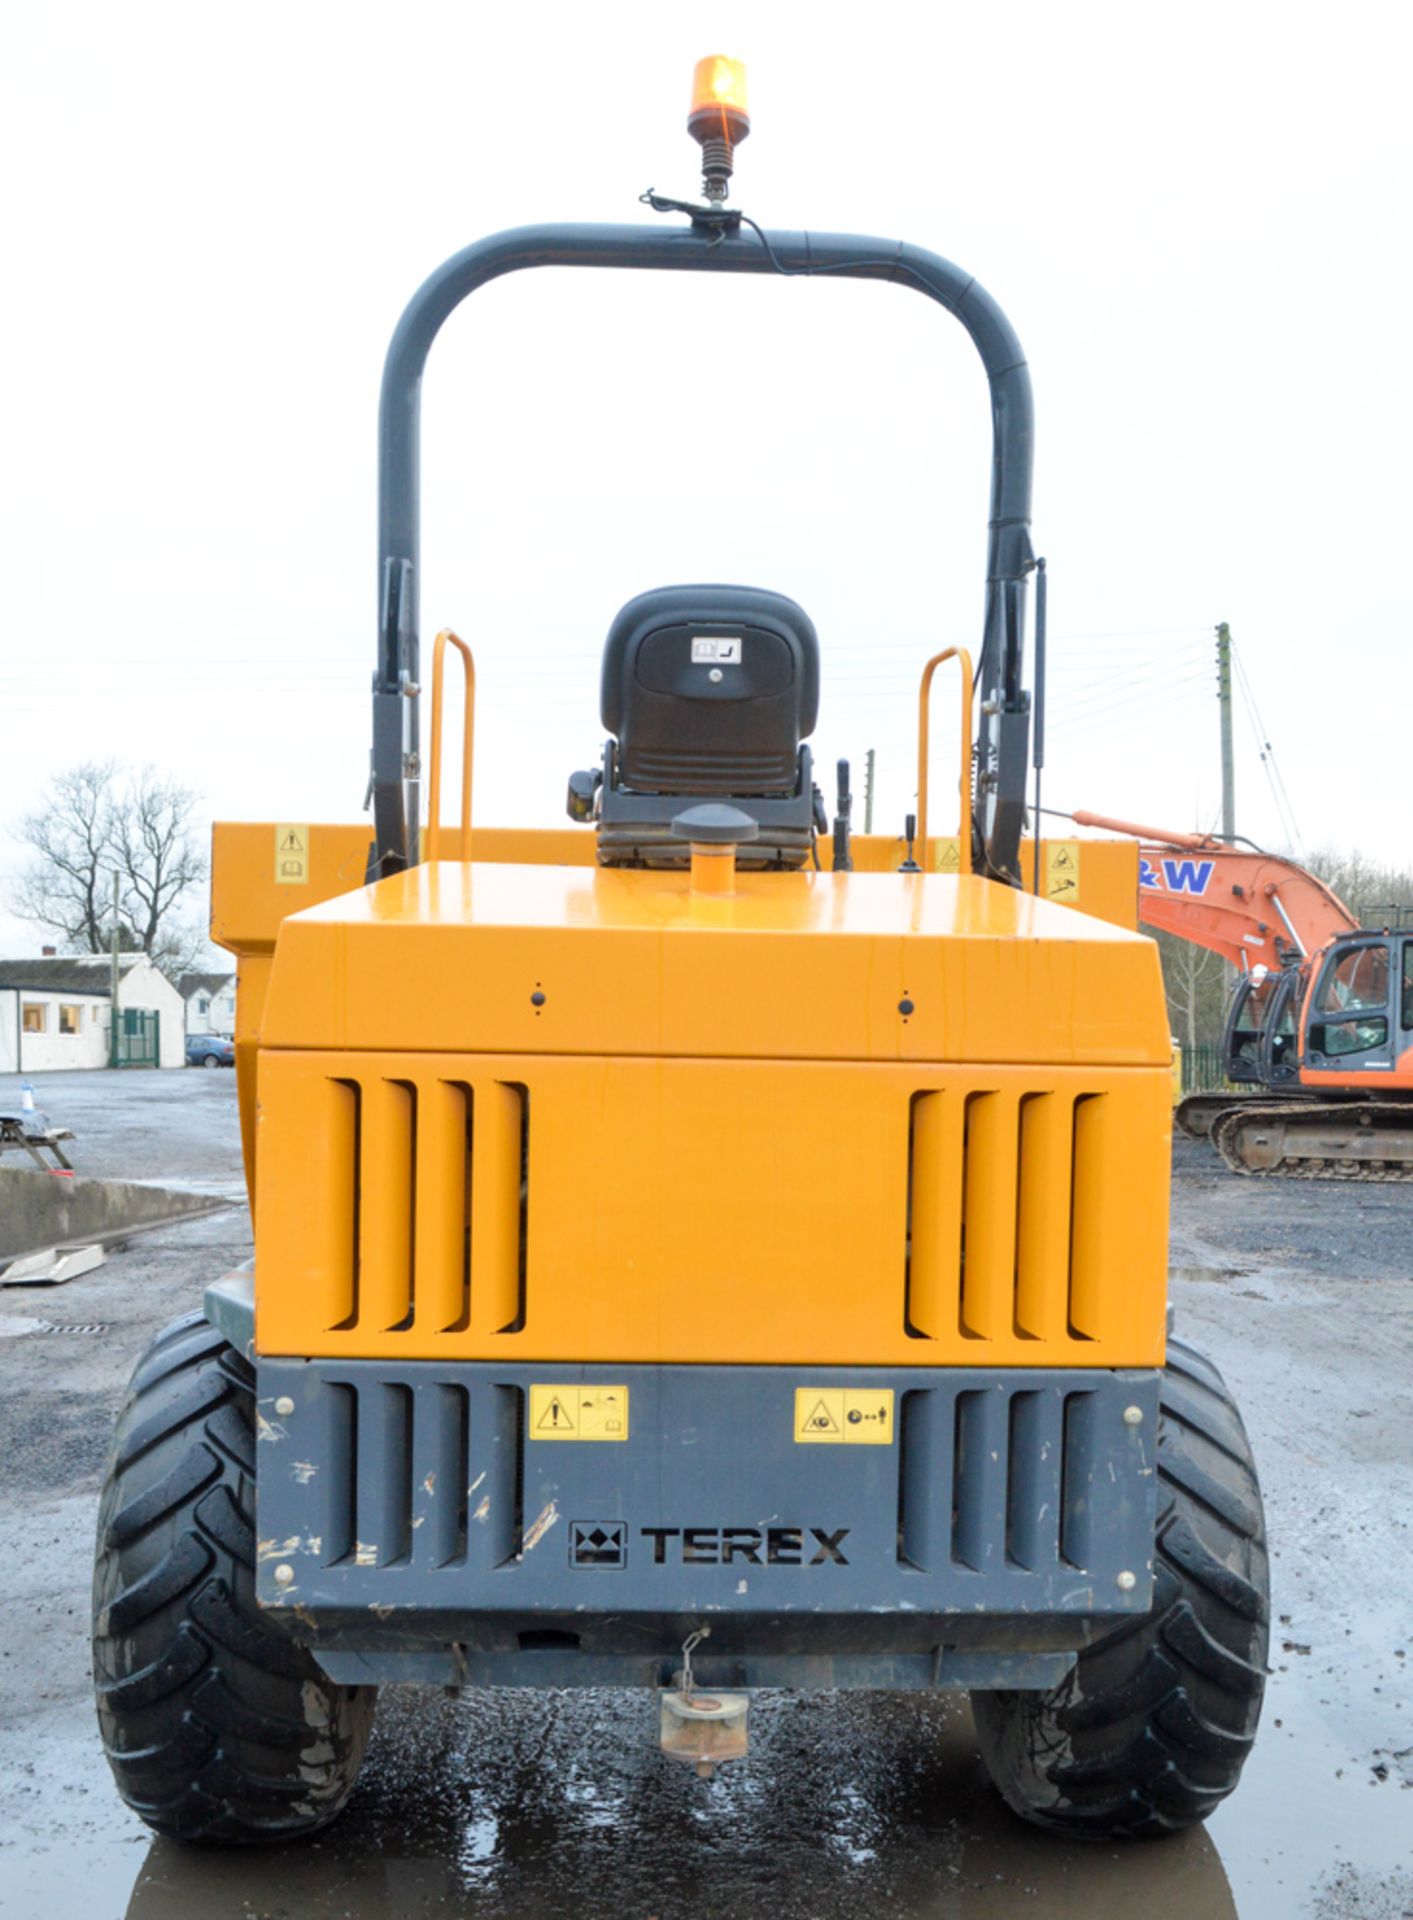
top-left (1, 1074), bottom-right (1411, 1918)
top-left (5, 1686), bottom-right (1247, 1920)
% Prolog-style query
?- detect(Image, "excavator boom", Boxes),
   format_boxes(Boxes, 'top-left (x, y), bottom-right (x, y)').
top-left (1069, 811), bottom-right (1359, 971)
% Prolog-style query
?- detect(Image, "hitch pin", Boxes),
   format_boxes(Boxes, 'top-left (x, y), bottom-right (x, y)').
top-left (679, 1626), bottom-right (711, 1705)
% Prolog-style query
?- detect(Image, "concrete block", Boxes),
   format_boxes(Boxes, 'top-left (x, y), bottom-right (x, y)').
top-left (0, 1166), bottom-right (225, 1261)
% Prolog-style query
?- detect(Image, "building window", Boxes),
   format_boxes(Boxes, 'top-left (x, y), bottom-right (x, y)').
top-left (197, 996), bottom-right (209, 1013)
top-left (91, 1006), bottom-right (101, 1024)
top-left (22, 1003), bottom-right (46, 1033)
top-left (59, 1004), bottom-right (82, 1034)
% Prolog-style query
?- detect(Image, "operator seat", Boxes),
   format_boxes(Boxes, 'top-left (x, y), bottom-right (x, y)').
top-left (568, 584), bottom-right (822, 868)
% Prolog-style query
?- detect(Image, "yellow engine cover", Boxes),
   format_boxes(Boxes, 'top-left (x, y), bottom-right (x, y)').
top-left (248, 859), bottom-right (1172, 1368)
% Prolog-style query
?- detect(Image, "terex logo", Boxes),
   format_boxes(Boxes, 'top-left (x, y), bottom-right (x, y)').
top-left (1140, 856), bottom-right (1215, 897)
top-left (641, 1526), bottom-right (850, 1567)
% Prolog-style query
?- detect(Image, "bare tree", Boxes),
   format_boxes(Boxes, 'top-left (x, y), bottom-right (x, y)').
top-left (1302, 845), bottom-right (1413, 921)
top-left (8, 761), bottom-right (121, 953)
top-left (1152, 927), bottom-right (1227, 1052)
top-left (112, 768), bottom-right (208, 965)
top-left (7, 760), bottom-right (208, 975)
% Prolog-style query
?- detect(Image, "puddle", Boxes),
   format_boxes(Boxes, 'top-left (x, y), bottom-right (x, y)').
top-left (6, 1691), bottom-right (1241, 1920)
top-left (1171, 1263), bottom-right (1255, 1286)
top-left (1210, 1592), bottom-right (1413, 1916)
top-left (7, 1664), bottom-right (1412, 1918)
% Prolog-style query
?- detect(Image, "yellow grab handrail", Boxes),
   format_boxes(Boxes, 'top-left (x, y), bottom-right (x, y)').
top-left (916, 646), bottom-right (974, 875)
top-left (425, 628), bottom-right (476, 862)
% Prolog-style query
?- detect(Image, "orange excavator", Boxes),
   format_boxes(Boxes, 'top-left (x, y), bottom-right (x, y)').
top-left (1070, 812), bottom-right (1413, 1179)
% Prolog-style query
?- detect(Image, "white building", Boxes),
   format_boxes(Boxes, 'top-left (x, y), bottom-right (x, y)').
top-left (0, 954), bottom-right (186, 1072)
top-left (178, 970), bottom-right (236, 1037)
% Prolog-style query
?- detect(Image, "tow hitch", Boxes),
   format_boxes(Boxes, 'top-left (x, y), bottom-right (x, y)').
top-left (658, 1629), bottom-right (750, 1780)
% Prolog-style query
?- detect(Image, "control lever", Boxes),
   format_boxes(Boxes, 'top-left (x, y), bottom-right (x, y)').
top-left (833, 759), bottom-right (853, 872)
top-left (899, 812), bottom-right (921, 872)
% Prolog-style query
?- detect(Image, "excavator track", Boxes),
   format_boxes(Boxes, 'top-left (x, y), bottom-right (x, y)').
top-left (1211, 1100), bottom-right (1413, 1180)
top-left (1175, 1090), bottom-right (1299, 1139)
top-left (1175, 1089), bottom-right (1369, 1141)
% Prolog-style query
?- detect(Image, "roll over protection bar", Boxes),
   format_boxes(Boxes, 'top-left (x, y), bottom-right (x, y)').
top-left (373, 220), bottom-right (1035, 880)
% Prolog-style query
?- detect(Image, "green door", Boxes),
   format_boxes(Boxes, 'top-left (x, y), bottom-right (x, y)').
top-left (115, 1008), bottom-right (159, 1069)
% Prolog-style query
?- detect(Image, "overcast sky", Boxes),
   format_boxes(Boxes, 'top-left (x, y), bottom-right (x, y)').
top-left (2, 1), bottom-right (1409, 956)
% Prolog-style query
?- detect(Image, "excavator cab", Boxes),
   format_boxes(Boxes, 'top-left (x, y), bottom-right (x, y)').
top-left (1303, 932), bottom-right (1410, 1073)
top-left (1081, 808), bottom-right (1413, 1170)
top-left (1208, 930), bottom-right (1413, 1176)
top-left (1265, 969), bottom-right (1303, 1079)
top-left (1225, 972), bottom-right (1276, 1084)
top-left (1224, 967), bottom-right (1303, 1087)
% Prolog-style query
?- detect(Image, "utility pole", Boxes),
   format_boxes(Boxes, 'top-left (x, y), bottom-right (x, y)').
top-left (109, 870), bottom-right (121, 1069)
top-left (1216, 622), bottom-right (1235, 843)
top-left (863, 748), bottom-right (876, 835)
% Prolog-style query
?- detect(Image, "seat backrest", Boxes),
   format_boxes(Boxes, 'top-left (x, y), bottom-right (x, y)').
top-left (601, 584), bottom-right (819, 796)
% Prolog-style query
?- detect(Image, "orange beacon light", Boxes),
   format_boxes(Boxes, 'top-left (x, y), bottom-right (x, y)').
top-left (687, 56), bottom-right (750, 202)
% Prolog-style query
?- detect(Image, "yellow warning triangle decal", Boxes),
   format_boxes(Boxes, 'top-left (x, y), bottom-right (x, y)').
top-left (536, 1396), bottom-right (575, 1432)
top-left (803, 1397), bottom-right (841, 1436)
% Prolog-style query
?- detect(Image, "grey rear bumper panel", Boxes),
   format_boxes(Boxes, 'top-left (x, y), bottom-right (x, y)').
top-left (253, 1358), bottom-right (1160, 1691)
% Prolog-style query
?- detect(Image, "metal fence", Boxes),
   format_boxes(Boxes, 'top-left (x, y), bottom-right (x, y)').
top-left (113, 1008), bottom-right (159, 1069)
top-left (1356, 903), bottom-right (1413, 931)
top-left (1179, 1043), bottom-right (1235, 1095)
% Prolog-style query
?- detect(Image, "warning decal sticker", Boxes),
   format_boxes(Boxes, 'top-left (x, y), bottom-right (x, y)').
top-left (932, 837), bottom-right (961, 873)
top-left (1044, 839), bottom-right (1081, 904)
top-left (793, 1387), bottom-right (895, 1445)
top-left (529, 1385), bottom-right (630, 1442)
top-left (274, 823), bottom-right (310, 886)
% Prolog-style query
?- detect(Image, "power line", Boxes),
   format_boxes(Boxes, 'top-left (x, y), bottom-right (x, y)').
top-left (1045, 624), bottom-right (1214, 642)
top-left (1046, 662), bottom-right (1212, 719)
top-left (1048, 666), bottom-right (1214, 728)
top-left (1046, 641), bottom-right (1209, 688)
top-left (1047, 678), bottom-right (1212, 744)
top-left (30, 635), bottom-right (1203, 674)
top-left (1230, 642), bottom-right (1304, 854)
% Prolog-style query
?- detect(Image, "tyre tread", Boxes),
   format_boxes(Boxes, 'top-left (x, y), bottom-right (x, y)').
top-left (93, 1312), bottom-right (375, 1843)
top-left (970, 1340), bottom-right (1269, 1838)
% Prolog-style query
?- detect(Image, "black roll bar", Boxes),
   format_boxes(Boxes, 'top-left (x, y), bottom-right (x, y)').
top-left (373, 220), bottom-right (1035, 879)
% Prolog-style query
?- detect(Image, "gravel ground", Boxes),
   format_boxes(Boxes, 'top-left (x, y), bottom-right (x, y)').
top-left (0, 1072), bottom-right (1409, 1919)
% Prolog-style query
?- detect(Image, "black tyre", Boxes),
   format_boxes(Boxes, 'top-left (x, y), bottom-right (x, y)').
top-left (92, 1311), bottom-right (377, 1842)
top-left (202, 1054), bottom-right (221, 1069)
top-left (970, 1337), bottom-right (1268, 1837)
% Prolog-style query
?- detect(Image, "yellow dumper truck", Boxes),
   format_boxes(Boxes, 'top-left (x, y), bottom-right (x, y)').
top-left (92, 60), bottom-right (1268, 1844)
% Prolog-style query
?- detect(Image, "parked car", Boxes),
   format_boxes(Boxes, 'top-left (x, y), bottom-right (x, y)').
top-left (185, 1035), bottom-right (235, 1068)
